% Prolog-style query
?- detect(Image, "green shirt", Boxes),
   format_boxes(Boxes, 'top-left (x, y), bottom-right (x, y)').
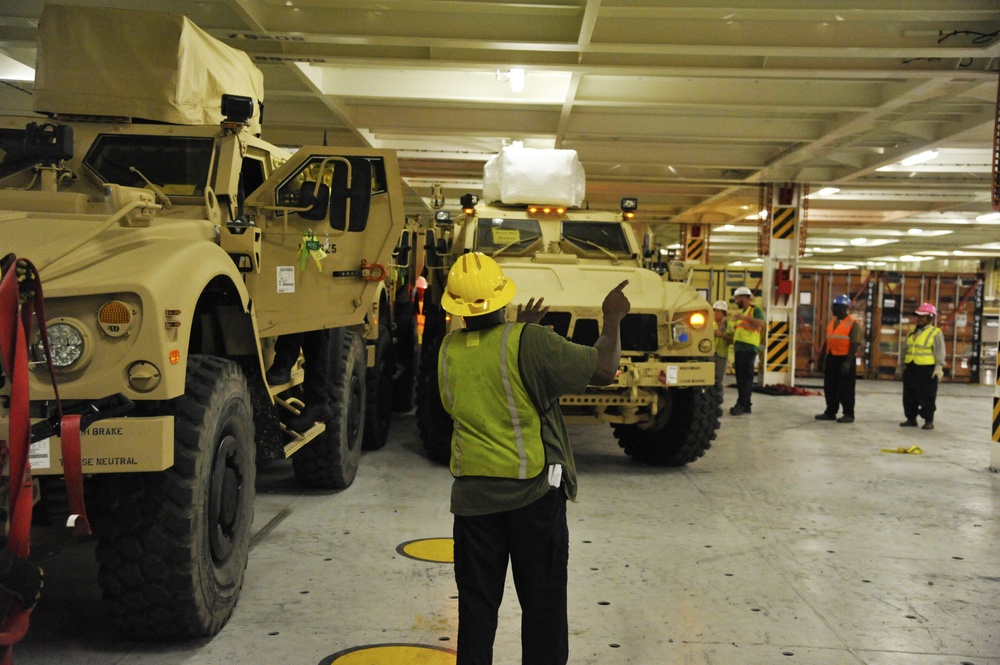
top-left (450, 324), bottom-right (598, 516)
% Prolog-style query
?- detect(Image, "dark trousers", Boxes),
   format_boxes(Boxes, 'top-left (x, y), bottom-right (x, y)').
top-left (733, 349), bottom-right (756, 410)
top-left (902, 363), bottom-right (937, 423)
top-left (822, 355), bottom-right (856, 417)
top-left (453, 489), bottom-right (569, 665)
top-left (272, 330), bottom-right (332, 404)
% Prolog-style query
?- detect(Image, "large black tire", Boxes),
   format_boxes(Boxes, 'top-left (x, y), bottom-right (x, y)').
top-left (613, 384), bottom-right (722, 467)
top-left (415, 333), bottom-right (453, 465)
top-left (293, 329), bottom-right (365, 488)
top-left (363, 324), bottom-right (394, 450)
top-left (95, 355), bottom-right (256, 639)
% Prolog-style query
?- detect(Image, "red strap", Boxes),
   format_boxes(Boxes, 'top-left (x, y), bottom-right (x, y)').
top-left (59, 415), bottom-right (91, 537)
top-left (0, 261), bottom-right (34, 662)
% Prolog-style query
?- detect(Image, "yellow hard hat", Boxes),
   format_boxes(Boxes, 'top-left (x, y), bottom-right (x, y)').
top-left (441, 252), bottom-right (517, 317)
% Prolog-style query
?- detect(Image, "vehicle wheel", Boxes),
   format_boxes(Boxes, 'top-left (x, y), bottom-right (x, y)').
top-left (95, 355), bottom-right (255, 639)
top-left (613, 384), bottom-right (721, 467)
top-left (415, 333), bottom-right (453, 465)
top-left (293, 329), bottom-right (365, 488)
top-left (363, 324), bottom-right (394, 450)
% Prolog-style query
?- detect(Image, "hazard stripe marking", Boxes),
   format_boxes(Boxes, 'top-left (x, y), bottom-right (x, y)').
top-left (993, 397), bottom-right (999, 443)
top-left (772, 208), bottom-right (796, 239)
top-left (686, 237), bottom-right (705, 261)
top-left (766, 321), bottom-right (790, 371)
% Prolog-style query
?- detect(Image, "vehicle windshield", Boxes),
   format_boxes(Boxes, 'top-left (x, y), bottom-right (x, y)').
top-left (83, 135), bottom-right (214, 196)
top-left (475, 218), bottom-right (542, 256)
top-left (561, 221), bottom-right (631, 255)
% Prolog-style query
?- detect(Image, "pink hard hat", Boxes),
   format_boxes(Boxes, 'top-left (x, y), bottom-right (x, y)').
top-left (915, 302), bottom-right (936, 317)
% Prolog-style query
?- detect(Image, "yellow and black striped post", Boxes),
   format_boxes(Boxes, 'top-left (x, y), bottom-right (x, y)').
top-left (683, 224), bottom-right (709, 264)
top-left (992, 357), bottom-right (1000, 472)
top-left (771, 207), bottom-right (797, 240)
top-left (765, 320), bottom-right (791, 373)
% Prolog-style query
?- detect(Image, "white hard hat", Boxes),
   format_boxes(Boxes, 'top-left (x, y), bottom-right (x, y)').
top-left (712, 300), bottom-right (728, 311)
top-left (734, 286), bottom-right (752, 297)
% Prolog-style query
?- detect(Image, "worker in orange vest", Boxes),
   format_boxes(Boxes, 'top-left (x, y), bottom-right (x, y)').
top-left (815, 294), bottom-right (862, 423)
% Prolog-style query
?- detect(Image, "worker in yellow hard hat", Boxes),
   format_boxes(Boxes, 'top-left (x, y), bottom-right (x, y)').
top-left (437, 252), bottom-right (630, 665)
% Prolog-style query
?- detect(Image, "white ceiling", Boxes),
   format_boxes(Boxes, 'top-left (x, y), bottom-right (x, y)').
top-left (1, 0), bottom-right (998, 269)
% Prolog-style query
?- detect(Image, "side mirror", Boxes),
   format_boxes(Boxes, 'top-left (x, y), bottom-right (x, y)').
top-left (330, 158), bottom-right (372, 232)
top-left (297, 181), bottom-right (329, 221)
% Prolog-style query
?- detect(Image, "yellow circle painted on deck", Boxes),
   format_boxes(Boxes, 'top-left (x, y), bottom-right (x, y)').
top-left (396, 537), bottom-right (454, 563)
top-left (323, 644), bottom-right (456, 664)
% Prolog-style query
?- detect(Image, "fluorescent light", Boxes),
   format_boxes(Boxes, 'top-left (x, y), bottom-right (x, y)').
top-left (0, 53), bottom-right (34, 81)
top-left (509, 68), bottom-right (524, 92)
top-left (907, 228), bottom-right (922, 235)
top-left (849, 237), bottom-right (867, 246)
top-left (815, 187), bottom-right (840, 197)
top-left (976, 212), bottom-right (1000, 222)
top-left (900, 150), bottom-right (938, 166)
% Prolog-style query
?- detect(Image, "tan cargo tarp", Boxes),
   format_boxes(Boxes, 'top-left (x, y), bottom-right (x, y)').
top-left (34, 4), bottom-right (264, 133)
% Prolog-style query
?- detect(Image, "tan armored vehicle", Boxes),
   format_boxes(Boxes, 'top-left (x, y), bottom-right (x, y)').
top-left (0, 6), bottom-right (403, 638)
top-left (415, 148), bottom-right (721, 468)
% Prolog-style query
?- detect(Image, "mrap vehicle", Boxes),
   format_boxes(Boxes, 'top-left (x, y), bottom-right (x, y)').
top-left (0, 5), bottom-right (404, 638)
top-left (414, 147), bottom-right (722, 469)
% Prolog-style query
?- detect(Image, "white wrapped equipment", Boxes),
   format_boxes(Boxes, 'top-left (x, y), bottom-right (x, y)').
top-left (482, 146), bottom-right (586, 207)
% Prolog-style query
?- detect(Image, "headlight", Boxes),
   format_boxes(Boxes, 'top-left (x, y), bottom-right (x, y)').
top-left (34, 318), bottom-right (92, 370)
top-left (688, 311), bottom-right (707, 330)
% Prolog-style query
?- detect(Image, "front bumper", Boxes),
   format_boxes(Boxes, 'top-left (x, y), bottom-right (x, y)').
top-left (2, 415), bottom-right (174, 475)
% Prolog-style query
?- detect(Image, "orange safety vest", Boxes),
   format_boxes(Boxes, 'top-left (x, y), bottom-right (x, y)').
top-left (826, 315), bottom-right (857, 356)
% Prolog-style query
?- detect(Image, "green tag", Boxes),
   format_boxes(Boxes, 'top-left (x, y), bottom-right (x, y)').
top-left (306, 239), bottom-right (320, 251)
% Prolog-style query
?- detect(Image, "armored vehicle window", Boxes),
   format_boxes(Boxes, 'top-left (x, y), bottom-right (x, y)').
top-left (561, 221), bottom-right (631, 256)
top-left (276, 156), bottom-right (386, 205)
top-left (84, 135), bottom-right (213, 196)
top-left (475, 218), bottom-right (542, 256)
top-left (0, 128), bottom-right (31, 179)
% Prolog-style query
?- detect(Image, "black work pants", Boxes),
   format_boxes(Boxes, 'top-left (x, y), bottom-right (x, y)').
top-left (822, 355), bottom-right (856, 417)
top-left (453, 488), bottom-right (569, 665)
top-left (272, 330), bottom-right (332, 405)
top-left (733, 349), bottom-right (757, 410)
top-left (902, 363), bottom-right (937, 423)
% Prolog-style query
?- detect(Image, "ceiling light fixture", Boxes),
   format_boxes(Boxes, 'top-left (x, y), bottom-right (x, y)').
top-left (976, 212), bottom-right (1000, 222)
top-left (509, 68), bottom-right (525, 92)
top-left (815, 187), bottom-right (840, 197)
top-left (899, 149), bottom-right (939, 166)
top-left (907, 228), bottom-right (922, 235)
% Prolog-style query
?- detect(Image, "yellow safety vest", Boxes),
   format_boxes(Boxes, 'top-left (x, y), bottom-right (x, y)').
top-left (904, 325), bottom-right (941, 365)
top-left (714, 319), bottom-right (734, 358)
top-left (733, 305), bottom-right (761, 347)
top-left (438, 322), bottom-right (545, 479)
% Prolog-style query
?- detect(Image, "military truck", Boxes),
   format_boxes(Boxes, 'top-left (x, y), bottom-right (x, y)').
top-left (414, 148), bottom-right (722, 468)
top-left (0, 6), bottom-right (404, 639)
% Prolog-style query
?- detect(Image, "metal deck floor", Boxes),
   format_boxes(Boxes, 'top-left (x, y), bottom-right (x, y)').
top-left (15, 380), bottom-right (1000, 665)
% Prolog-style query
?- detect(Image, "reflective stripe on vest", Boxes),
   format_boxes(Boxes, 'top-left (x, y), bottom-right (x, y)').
top-left (904, 326), bottom-right (941, 365)
top-left (733, 305), bottom-right (761, 347)
top-left (826, 315), bottom-right (856, 356)
top-left (438, 322), bottom-right (545, 479)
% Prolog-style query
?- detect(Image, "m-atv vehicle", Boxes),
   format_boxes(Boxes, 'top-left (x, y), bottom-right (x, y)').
top-left (415, 193), bottom-right (723, 468)
top-left (0, 6), bottom-right (404, 639)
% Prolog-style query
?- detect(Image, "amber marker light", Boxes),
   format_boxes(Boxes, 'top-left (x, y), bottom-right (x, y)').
top-left (169, 350), bottom-right (181, 364)
top-left (689, 311), bottom-right (707, 329)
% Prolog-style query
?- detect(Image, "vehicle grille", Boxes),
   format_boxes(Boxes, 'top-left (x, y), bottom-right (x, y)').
top-left (539, 312), bottom-right (658, 352)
